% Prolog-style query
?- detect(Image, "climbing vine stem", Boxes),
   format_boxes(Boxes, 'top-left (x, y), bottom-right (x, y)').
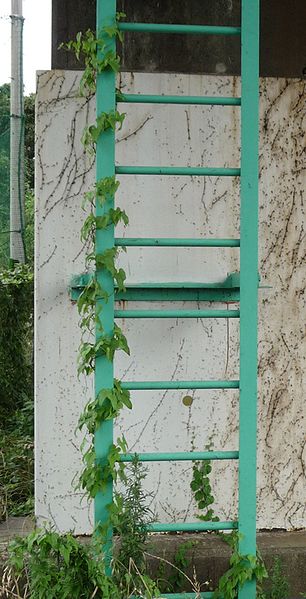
top-left (63, 17), bottom-right (132, 499)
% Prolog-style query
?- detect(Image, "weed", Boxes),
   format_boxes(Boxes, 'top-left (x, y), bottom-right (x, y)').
top-left (156, 539), bottom-right (197, 593)
top-left (111, 458), bottom-right (154, 576)
top-left (0, 399), bottom-right (34, 520)
top-left (2, 529), bottom-right (120, 599)
top-left (1, 459), bottom-right (160, 599)
top-left (257, 556), bottom-right (290, 599)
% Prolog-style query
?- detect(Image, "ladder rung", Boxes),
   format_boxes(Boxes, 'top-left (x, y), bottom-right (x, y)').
top-left (115, 238), bottom-right (240, 248)
top-left (118, 94), bottom-right (241, 106)
top-left (116, 166), bottom-right (240, 177)
top-left (115, 309), bottom-right (239, 318)
top-left (70, 275), bottom-right (240, 303)
top-left (148, 521), bottom-right (238, 533)
top-left (118, 23), bottom-right (241, 36)
top-left (160, 594), bottom-right (215, 599)
top-left (121, 380), bottom-right (239, 390)
top-left (120, 451), bottom-right (239, 462)
top-left (120, 277), bottom-right (240, 289)
top-left (132, 594), bottom-right (214, 599)
top-left (116, 286), bottom-right (240, 303)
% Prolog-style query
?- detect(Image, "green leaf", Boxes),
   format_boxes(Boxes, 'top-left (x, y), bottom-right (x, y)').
top-left (78, 380), bottom-right (132, 432)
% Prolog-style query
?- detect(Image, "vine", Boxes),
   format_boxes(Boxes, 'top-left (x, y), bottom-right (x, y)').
top-left (77, 325), bottom-right (129, 376)
top-left (62, 16), bottom-right (134, 499)
top-left (191, 457), bottom-right (220, 523)
top-left (81, 110), bottom-right (126, 154)
top-left (60, 13), bottom-right (125, 95)
top-left (190, 458), bottom-right (267, 597)
top-left (79, 380), bottom-right (132, 431)
top-left (78, 437), bottom-right (128, 499)
top-left (213, 537), bottom-right (267, 599)
top-left (59, 16), bottom-right (131, 496)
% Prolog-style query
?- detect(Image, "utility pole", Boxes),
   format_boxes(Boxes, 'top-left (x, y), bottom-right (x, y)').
top-left (10, 0), bottom-right (25, 263)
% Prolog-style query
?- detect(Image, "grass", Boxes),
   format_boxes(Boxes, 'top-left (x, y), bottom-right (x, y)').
top-left (0, 398), bottom-right (34, 521)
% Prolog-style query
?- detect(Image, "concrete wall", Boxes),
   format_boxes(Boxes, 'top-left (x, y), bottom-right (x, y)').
top-left (35, 71), bottom-right (305, 534)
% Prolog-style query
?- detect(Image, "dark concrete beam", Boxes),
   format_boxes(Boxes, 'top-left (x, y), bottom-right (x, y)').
top-left (52, 1), bottom-right (306, 77)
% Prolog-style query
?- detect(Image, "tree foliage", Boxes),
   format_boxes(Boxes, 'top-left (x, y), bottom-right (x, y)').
top-left (0, 85), bottom-right (35, 519)
top-left (0, 83), bottom-right (35, 267)
top-left (0, 83), bottom-right (35, 191)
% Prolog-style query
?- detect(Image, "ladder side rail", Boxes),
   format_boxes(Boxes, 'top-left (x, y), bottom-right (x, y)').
top-left (238, 0), bottom-right (260, 597)
top-left (95, 0), bottom-right (116, 559)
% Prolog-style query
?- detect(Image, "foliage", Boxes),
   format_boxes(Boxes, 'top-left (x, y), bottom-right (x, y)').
top-left (0, 84), bottom-right (34, 421)
top-left (60, 15), bottom-right (125, 95)
top-left (0, 85), bottom-right (10, 266)
top-left (24, 94), bottom-right (35, 192)
top-left (213, 542), bottom-right (267, 599)
top-left (156, 540), bottom-right (196, 594)
top-left (77, 325), bottom-right (130, 375)
top-left (0, 85), bottom-right (35, 267)
top-left (257, 557), bottom-right (290, 599)
top-left (82, 110), bottom-right (125, 154)
top-left (111, 458), bottom-right (154, 577)
top-left (3, 529), bottom-right (120, 599)
top-left (83, 175), bottom-right (120, 209)
top-left (0, 83), bottom-right (10, 117)
top-left (78, 437), bottom-right (128, 498)
top-left (191, 459), bottom-right (220, 522)
top-left (0, 398), bottom-right (34, 521)
top-left (190, 458), bottom-right (267, 598)
top-left (62, 19), bottom-right (132, 512)
top-left (0, 263), bottom-right (34, 521)
top-left (168, 540), bottom-right (196, 592)
top-left (1, 87), bottom-right (34, 196)
top-left (0, 263), bottom-right (33, 418)
top-left (79, 379), bottom-right (132, 432)
top-left (95, 247), bottom-right (127, 291)
top-left (2, 461), bottom-right (160, 599)
top-left (0, 86), bottom-right (35, 517)
top-left (81, 208), bottom-right (128, 243)
top-left (24, 191), bottom-right (34, 265)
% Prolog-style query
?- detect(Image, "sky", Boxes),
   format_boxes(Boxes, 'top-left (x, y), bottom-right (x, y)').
top-left (0, 0), bottom-right (51, 94)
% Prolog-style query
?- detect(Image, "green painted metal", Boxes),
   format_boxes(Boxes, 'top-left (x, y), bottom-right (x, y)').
top-left (114, 309), bottom-right (239, 318)
top-left (116, 274), bottom-right (241, 302)
top-left (116, 166), bottom-right (240, 177)
top-left (117, 286), bottom-right (240, 303)
top-left (118, 93), bottom-right (241, 106)
top-left (115, 237), bottom-right (240, 247)
top-left (149, 521), bottom-right (238, 533)
top-left (119, 23), bottom-right (241, 36)
top-left (69, 273), bottom-right (241, 303)
top-left (161, 593), bottom-right (215, 599)
top-left (120, 451), bottom-right (239, 462)
top-left (95, 0), bottom-right (116, 554)
top-left (132, 594), bottom-right (215, 599)
top-left (91, 2), bottom-right (259, 593)
top-left (121, 380), bottom-right (239, 391)
top-left (238, 1), bottom-right (260, 598)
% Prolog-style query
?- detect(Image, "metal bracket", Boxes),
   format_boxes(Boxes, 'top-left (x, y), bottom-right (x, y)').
top-left (68, 271), bottom-right (263, 303)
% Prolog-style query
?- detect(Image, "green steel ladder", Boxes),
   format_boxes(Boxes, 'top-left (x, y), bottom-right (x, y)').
top-left (94, 1), bottom-right (260, 597)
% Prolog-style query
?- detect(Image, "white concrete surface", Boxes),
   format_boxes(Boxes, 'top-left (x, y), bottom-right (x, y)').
top-left (35, 71), bottom-right (305, 533)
